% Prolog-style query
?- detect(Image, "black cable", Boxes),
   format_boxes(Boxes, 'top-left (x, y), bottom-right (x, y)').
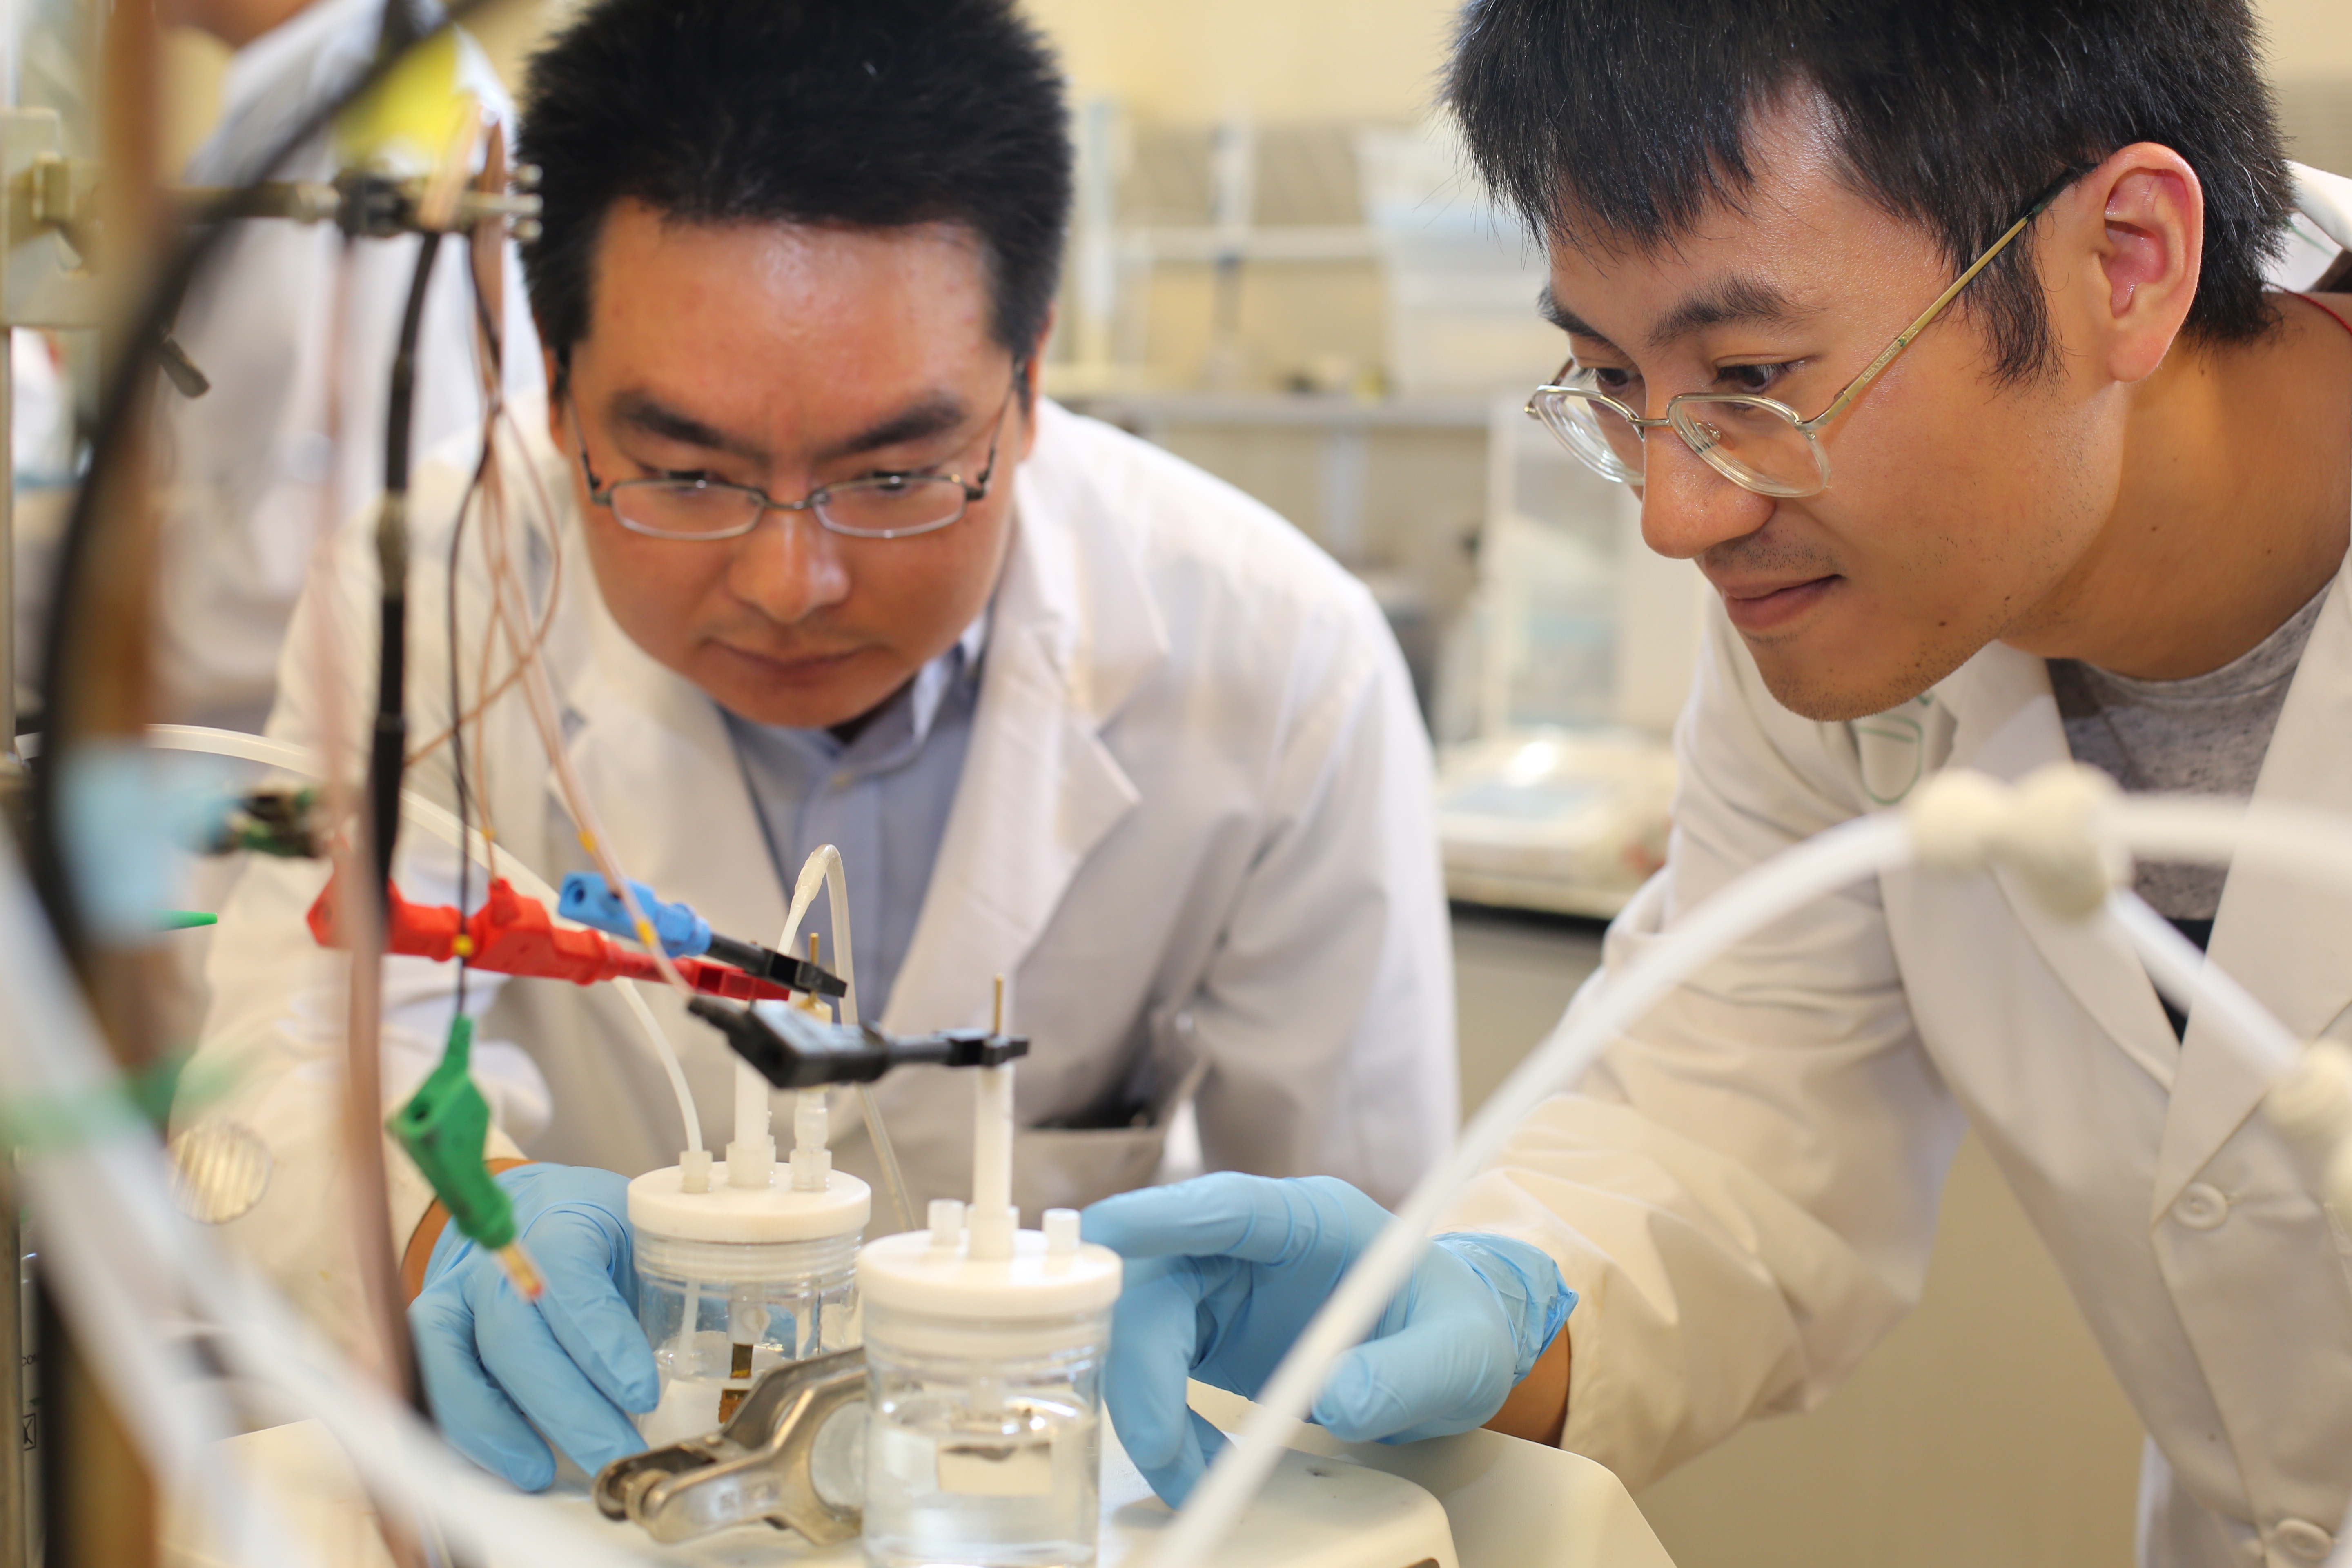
top-left (447, 315), bottom-right (489, 1025)
top-left (25, 0), bottom-right (500, 964)
top-left (370, 234), bottom-right (444, 906)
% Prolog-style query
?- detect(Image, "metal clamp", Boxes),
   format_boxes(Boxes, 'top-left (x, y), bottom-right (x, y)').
top-left (594, 1346), bottom-right (867, 1546)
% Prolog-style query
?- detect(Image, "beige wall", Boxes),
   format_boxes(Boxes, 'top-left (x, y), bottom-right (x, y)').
top-left (2263, 0), bottom-right (2352, 79)
top-left (1023, 0), bottom-right (1456, 124)
top-left (1021, 0), bottom-right (2341, 119)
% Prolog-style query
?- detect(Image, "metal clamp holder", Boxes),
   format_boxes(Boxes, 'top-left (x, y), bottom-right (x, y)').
top-left (593, 1345), bottom-right (867, 1546)
top-left (688, 997), bottom-right (1030, 1090)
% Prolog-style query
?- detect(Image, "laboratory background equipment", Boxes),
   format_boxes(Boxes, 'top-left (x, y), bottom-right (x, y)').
top-left (1053, 111), bottom-right (1705, 918)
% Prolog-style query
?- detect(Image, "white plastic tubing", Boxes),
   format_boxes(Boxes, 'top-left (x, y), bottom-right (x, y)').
top-left (1152, 773), bottom-right (2352, 1568)
top-left (145, 723), bottom-right (703, 1154)
top-left (0, 817), bottom-right (654, 1568)
top-left (778, 844), bottom-right (918, 1234)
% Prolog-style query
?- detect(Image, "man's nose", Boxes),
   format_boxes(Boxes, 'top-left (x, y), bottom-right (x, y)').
top-left (1635, 431), bottom-right (1775, 561)
top-left (726, 508), bottom-right (853, 625)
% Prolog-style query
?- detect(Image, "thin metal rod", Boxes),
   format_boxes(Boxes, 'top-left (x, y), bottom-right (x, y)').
top-left (2, 327), bottom-right (16, 760)
top-left (2, 1149), bottom-right (31, 1568)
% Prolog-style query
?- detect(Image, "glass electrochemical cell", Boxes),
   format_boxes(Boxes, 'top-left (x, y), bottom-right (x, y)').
top-left (633, 1227), bottom-right (861, 1447)
top-left (626, 1160), bottom-right (871, 1449)
top-left (857, 1212), bottom-right (1122, 1568)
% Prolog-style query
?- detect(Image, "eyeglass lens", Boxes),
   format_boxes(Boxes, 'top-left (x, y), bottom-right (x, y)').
top-left (611, 474), bottom-right (972, 539)
top-left (1535, 391), bottom-right (1829, 498)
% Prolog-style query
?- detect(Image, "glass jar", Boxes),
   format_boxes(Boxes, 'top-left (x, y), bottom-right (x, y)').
top-left (626, 1161), bottom-right (871, 1450)
top-left (856, 1214), bottom-right (1121, 1568)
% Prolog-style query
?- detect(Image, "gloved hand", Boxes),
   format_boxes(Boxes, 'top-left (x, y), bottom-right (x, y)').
top-left (410, 1164), bottom-right (656, 1489)
top-left (1082, 1173), bottom-right (1573, 1506)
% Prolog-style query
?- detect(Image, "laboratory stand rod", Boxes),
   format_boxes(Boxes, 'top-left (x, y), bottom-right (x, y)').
top-left (2, 328), bottom-right (16, 760)
top-left (1, 1150), bottom-right (27, 1568)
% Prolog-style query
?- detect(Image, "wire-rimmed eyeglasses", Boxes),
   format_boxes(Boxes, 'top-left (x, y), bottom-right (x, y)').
top-left (572, 364), bottom-right (1025, 541)
top-left (1526, 173), bottom-right (2080, 499)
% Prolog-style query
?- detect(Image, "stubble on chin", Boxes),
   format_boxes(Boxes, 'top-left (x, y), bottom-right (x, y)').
top-left (1743, 623), bottom-right (1990, 723)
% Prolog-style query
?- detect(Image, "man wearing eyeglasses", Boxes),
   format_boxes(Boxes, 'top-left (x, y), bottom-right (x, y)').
top-left (1083, 2), bottom-right (2352, 1563)
top-left (183, 0), bottom-right (1454, 1490)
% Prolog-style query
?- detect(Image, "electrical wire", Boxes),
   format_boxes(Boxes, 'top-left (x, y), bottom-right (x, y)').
top-left (447, 372), bottom-right (474, 1020)
top-left (372, 232), bottom-right (444, 896)
top-left (142, 723), bottom-right (703, 1157)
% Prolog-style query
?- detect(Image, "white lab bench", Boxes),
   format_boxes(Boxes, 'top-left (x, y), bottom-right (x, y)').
top-left (165, 1383), bottom-right (1675, 1568)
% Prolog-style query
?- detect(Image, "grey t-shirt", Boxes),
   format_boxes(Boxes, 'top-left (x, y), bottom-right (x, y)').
top-left (2048, 581), bottom-right (2330, 921)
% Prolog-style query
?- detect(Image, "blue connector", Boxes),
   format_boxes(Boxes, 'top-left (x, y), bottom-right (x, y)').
top-left (557, 872), bottom-right (712, 958)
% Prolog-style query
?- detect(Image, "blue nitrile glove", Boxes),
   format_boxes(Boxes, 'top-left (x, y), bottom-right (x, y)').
top-left (1082, 1173), bottom-right (1573, 1506)
top-left (409, 1164), bottom-right (656, 1490)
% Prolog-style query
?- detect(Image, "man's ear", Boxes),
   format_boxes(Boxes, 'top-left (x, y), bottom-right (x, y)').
top-left (1013, 302), bottom-right (1058, 463)
top-left (2059, 143), bottom-right (2204, 385)
top-left (542, 345), bottom-right (567, 448)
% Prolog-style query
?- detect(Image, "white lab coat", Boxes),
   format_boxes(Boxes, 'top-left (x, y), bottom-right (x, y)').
top-left (154, 0), bottom-right (539, 733)
top-left (189, 397), bottom-right (1457, 1339)
top-left (1445, 175), bottom-right (2352, 1568)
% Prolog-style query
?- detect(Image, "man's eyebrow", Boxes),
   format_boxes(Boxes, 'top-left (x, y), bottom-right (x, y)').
top-left (611, 392), bottom-right (767, 462)
top-left (1537, 285), bottom-right (1607, 344)
top-left (607, 388), bottom-right (978, 466)
top-left (1537, 276), bottom-right (1810, 352)
top-left (815, 391), bottom-right (971, 463)
top-left (1646, 276), bottom-right (1809, 346)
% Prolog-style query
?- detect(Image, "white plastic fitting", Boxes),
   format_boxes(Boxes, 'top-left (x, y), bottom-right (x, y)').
top-left (1909, 763), bottom-right (2126, 920)
top-left (929, 1198), bottom-right (967, 1249)
top-left (790, 1090), bottom-right (832, 1191)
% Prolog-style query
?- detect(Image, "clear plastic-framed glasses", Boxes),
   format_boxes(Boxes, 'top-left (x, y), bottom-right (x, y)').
top-left (1526, 173), bottom-right (2080, 498)
top-left (572, 365), bottom-right (1025, 541)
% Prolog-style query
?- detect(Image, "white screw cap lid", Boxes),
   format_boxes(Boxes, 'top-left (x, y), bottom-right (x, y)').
top-left (628, 1162), bottom-right (870, 1243)
top-left (858, 1223), bottom-right (1120, 1318)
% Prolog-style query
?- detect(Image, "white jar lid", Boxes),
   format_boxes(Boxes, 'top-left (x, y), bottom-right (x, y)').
top-left (628, 1163), bottom-right (870, 1243)
top-left (857, 1226), bottom-right (1121, 1318)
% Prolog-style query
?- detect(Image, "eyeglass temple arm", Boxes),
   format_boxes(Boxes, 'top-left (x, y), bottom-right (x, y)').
top-left (1799, 180), bottom-right (2074, 434)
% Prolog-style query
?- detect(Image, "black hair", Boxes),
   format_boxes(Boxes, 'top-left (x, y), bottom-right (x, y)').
top-left (517, 0), bottom-right (1071, 371)
top-left (1445, 0), bottom-right (2296, 382)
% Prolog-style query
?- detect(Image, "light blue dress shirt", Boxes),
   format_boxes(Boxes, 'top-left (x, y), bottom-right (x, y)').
top-left (724, 614), bottom-right (988, 1022)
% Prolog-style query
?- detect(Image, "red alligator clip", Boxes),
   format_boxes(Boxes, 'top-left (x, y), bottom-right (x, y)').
top-left (307, 875), bottom-right (795, 1002)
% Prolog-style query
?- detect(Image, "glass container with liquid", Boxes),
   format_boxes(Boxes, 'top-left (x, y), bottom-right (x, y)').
top-left (627, 1160), bottom-right (870, 1449)
top-left (857, 1205), bottom-right (1121, 1568)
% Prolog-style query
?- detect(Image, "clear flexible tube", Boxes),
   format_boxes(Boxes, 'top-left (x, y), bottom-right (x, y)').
top-left (1151, 811), bottom-right (1915, 1568)
top-left (1157, 786), bottom-right (2352, 1568)
top-left (779, 844), bottom-right (918, 1234)
top-left (142, 723), bottom-right (702, 1154)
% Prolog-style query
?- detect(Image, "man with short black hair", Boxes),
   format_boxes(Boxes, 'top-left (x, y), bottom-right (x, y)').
top-left (1086, 4), bottom-right (2352, 1562)
top-left (184, 0), bottom-right (1453, 1490)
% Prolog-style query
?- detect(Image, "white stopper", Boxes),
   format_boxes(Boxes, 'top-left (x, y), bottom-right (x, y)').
top-left (971, 1203), bottom-right (1018, 1262)
top-left (1044, 1208), bottom-right (1080, 1257)
top-left (929, 1198), bottom-right (967, 1249)
top-left (790, 1090), bottom-right (832, 1191)
top-left (678, 1147), bottom-right (713, 1194)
